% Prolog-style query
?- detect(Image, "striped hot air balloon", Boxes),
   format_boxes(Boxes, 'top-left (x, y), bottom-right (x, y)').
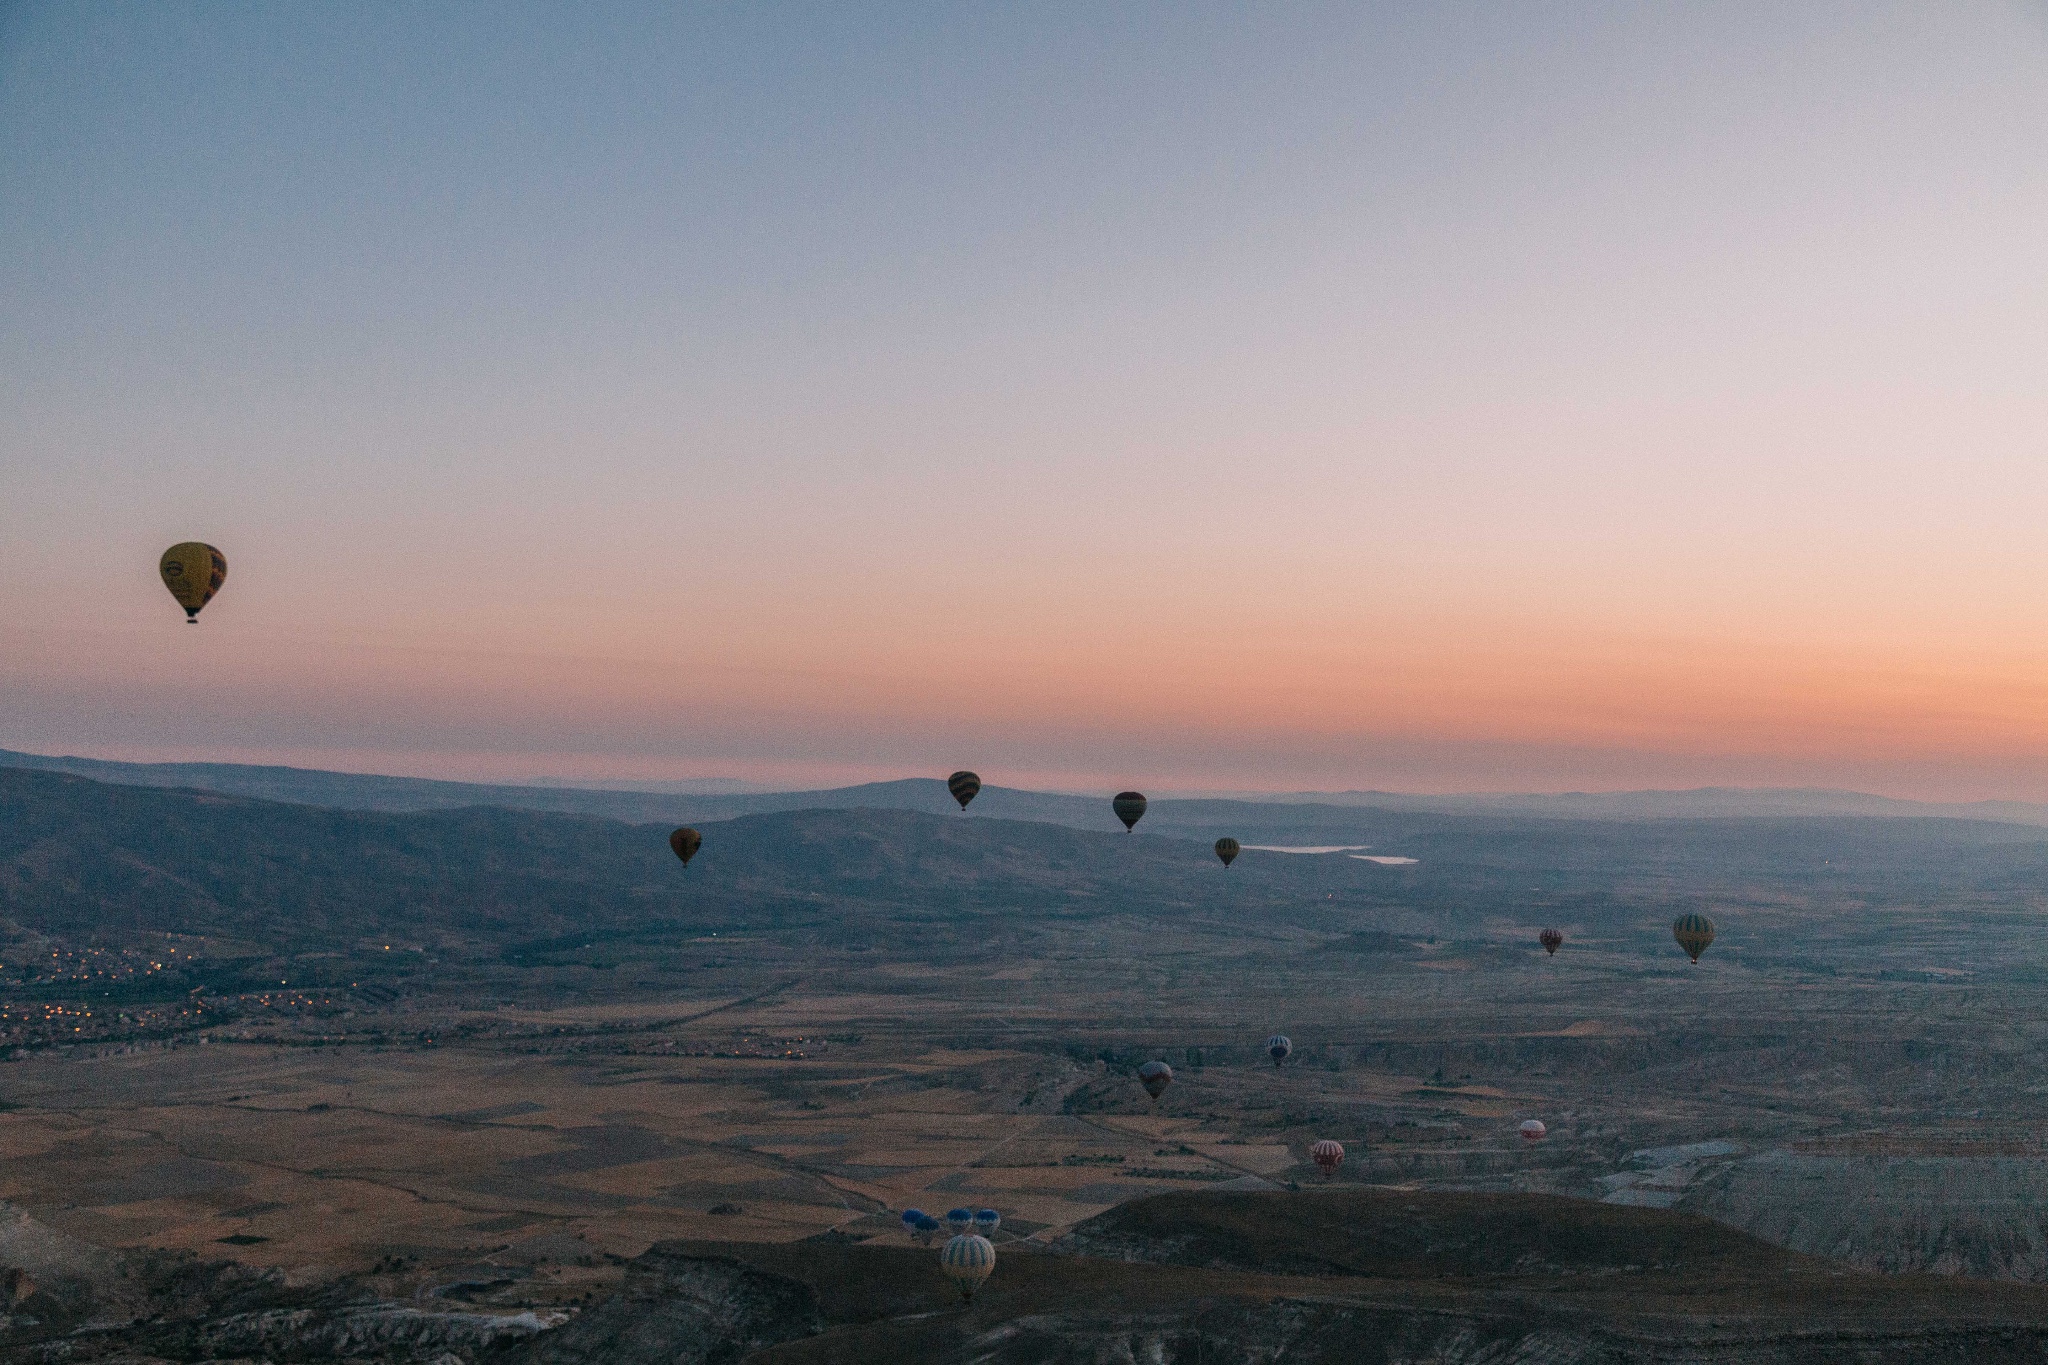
top-left (946, 771), bottom-right (981, 810)
top-left (159, 542), bottom-right (227, 623)
top-left (1112, 791), bottom-right (1147, 831)
top-left (1520, 1119), bottom-right (1547, 1144)
top-left (668, 827), bottom-right (702, 867)
top-left (1215, 837), bottom-right (1240, 867)
top-left (1672, 913), bottom-right (1716, 963)
top-left (1137, 1059), bottom-right (1173, 1099)
top-left (1266, 1034), bottom-right (1292, 1067)
top-left (1310, 1139), bottom-right (1344, 1178)
top-left (939, 1233), bottom-right (995, 1302)
top-left (1539, 928), bottom-right (1563, 956)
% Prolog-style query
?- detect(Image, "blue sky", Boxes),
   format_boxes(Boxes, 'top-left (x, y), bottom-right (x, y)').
top-left (5, 3), bottom-right (2047, 794)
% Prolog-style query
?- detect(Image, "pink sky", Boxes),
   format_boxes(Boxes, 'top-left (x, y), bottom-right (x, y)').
top-left (4, 5), bottom-right (2047, 797)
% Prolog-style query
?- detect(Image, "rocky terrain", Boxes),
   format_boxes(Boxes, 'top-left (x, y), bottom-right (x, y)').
top-left (0, 1201), bottom-right (559, 1363)
top-left (6, 1191), bottom-right (2048, 1362)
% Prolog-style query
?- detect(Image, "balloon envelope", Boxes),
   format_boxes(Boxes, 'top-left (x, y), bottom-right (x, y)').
top-left (1137, 1059), bottom-right (1173, 1099)
top-left (946, 1208), bottom-right (973, 1234)
top-left (1520, 1119), bottom-right (1547, 1143)
top-left (1266, 1034), bottom-right (1292, 1066)
top-left (1214, 837), bottom-right (1240, 867)
top-left (1310, 1139), bottom-right (1344, 1177)
top-left (668, 828), bottom-right (702, 866)
top-left (1672, 913), bottom-right (1716, 963)
top-left (940, 1233), bottom-right (996, 1301)
top-left (1112, 791), bottom-right (1148, 831)
top-left (159, 542), bottom-right (226, 622)
top-left (946, 771), bottom-right (981, 810)
top-left (1539, 928), bottom-right (1563, 956)
top-left (973, 1209), bottom-right (1000, 1233)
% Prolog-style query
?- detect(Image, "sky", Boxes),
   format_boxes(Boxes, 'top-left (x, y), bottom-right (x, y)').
top-left (3, 2), bottom-right (2047, 797)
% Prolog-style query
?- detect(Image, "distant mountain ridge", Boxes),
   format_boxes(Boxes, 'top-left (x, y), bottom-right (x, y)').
top-left (0, 766), bottom-right (1383, 957)
top-left (5, 747), bottom-right (2046, 829)
top-left (10, 764), bottom-right (2048, 984)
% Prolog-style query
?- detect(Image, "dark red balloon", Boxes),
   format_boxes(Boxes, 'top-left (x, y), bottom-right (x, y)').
top-left (668, 827), bottom-right (702, 867)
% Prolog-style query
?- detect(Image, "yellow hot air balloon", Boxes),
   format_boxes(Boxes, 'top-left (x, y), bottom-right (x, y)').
top-left (159, 542), bottom-right (227, 623)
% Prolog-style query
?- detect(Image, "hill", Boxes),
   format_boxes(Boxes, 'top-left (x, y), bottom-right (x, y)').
top-left (12, 1189), bottom-right (2048, 1363)
top-left (494, 1191), bottom-right (2048, 1364)
top-left (0, 767), bottom-right (1379, 962)
top-left (1056, 1186), bottom-right (1811, 1279)
top-left (12, 766), bottom-right (2048, 989)
top-left (15, 746), bottom-right (2048, 835)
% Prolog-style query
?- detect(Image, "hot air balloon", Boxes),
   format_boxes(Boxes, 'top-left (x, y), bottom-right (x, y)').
top-left (669, 827), bottom-right (702, 867)
top-left (1672, 913), bottom-right (1716, 963)
top-left (1519, 1119), bottom-right (1547, 1144)
top-left (946, 1208), bottom-right (973, 1237)
top-left (1215, 837), bottom-right (1240, 867)
top-left (1310, 1139), bottom-right (1344, 1178)
top-left (901, 1209), bottom-right (925, 1240)
top-left (1539, 928), bottom-right (1563, 956)
top-left (914, 1214), bottom-right (943, 1246)
top-left (940, 1233), bottom-right (995, 1303)
top-left (1266, 1034), bottom-right (1292, 1067)
top-left (1112, 791), bottom-right (1148, 831)
top-left (973, 1209), bottom-right (1000, 1235)
top-left (1137, 1060), bottom-right (1173, 1100)
top-left (947, 771), bottom-right (981, 811)
top-left (159, 542), bottom-right (226, 623)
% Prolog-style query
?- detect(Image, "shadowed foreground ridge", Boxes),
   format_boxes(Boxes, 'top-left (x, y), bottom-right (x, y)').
top-left (1054, 1187), bottom-right (1817, 1278)
top-left (498, 1191), bottom-right (2048, 1364)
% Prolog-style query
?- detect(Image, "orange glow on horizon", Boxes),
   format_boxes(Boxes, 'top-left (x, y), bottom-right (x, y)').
top-left (16, 605), bottom-right (2048, 800)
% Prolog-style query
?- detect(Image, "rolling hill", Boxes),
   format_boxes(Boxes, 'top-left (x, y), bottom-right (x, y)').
top-left (497, 1190), bottom-right (2048, 1364)
top-left (11, 765), bottom-right (2048, 981)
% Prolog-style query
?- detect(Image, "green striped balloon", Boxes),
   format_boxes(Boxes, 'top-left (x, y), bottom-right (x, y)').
top-left (1672, 912), bottom-right (1716, 963)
